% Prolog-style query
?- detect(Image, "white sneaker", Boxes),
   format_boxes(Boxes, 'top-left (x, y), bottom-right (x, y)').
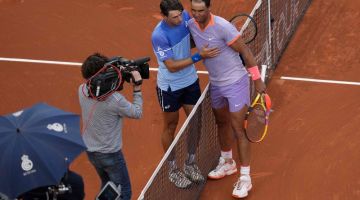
top-left (232, 175), bottom-right (252, 198)
top-left (208, 157), bottom-right (237, 179)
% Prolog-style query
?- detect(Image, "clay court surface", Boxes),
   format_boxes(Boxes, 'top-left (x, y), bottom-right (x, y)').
top-left (1, 0), bottom-right (359, 199)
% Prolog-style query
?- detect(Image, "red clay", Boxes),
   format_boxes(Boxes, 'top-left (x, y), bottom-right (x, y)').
top-left (0, 0), bottom-right (359, 200)
top-left (200, 0), bottom-right (360, 199)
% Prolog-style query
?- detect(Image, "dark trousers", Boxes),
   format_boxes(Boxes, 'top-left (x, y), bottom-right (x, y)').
top-left (87, 150), bottom-right (131, 200)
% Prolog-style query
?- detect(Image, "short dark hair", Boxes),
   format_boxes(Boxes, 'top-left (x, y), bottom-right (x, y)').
top-left (81, 53), bottom-right (109, 79)
top-left (190, 0), bottom-right (211, 7)
top-left (160, 0), bottom-right (184, 17)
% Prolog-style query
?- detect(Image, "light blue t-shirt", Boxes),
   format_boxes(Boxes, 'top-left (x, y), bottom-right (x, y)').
top-left (188, 14), bottom-right (248, 86)
top-left (151, 10), bottom-right (198, 91)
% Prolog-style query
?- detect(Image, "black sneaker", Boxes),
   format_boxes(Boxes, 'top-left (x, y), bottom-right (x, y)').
top-left (168, 168), bottom-right (192, 189)
top-left (184, 163), bottom-right (205, 183)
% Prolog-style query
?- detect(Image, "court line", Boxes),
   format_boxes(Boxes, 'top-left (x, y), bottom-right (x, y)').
top-left (281, 76), bottom-right (360, 86)
top-left (0, 57), bottom-right (209, 74)
top-left (3, 57), bottom-right (360, 84)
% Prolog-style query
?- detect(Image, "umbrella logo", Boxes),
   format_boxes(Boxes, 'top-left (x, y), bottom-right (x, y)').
top-left (0, 103), bottom-right (86, 199)
top-left (21, 155), bottom-right (37, 176)
top-left (21, 155), bottom-right (34, 171)
top-left (47, 123), bottom-right (67, 133)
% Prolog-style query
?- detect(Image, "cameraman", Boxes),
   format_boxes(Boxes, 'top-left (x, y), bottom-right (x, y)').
top-left (78, 53), bottom-right (143, 200)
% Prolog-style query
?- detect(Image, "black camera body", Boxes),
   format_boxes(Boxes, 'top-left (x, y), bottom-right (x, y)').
top-left (107, 56), bottom-right (150, 84)
top-left (87, 56), bottom-right (150, 100)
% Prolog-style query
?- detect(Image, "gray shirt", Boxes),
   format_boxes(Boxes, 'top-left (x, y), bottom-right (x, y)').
top-left (78, 84), bottom-right (143, 153)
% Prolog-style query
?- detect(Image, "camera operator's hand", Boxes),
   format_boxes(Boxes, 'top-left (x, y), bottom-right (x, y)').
top-left (131, 71), bottom-right (142, 92)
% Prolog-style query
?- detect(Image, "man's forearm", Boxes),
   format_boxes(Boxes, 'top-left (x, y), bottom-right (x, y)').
top-left (164, 53), bottom-right (202, 72)
top-left (241, 48), bottom-right (257, 68)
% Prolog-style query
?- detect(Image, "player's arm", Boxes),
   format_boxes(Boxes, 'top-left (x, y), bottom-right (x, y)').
top-left (222, 20), bottom-right (258, 68)
top-left (164, 58), bottom-right (195, 72)
top-left (152, 33), bottom-right (193, 72)
top-left (229, 36), bottom-right (257, 67)
top-left (230, 37), bottom-right (266, 93)
top-left (152, 29), bottom-right (218, 72)
top-left (164, 45), bottom-right (220, 73)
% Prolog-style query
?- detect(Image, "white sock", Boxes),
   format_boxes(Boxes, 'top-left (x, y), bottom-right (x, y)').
top-left (240, 166), bottom-right (250, 177)
top-left (221, 150), bottom-right (233, 159)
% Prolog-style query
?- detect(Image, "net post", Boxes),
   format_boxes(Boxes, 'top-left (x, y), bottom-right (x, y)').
top-left (261, 64), bottom-right (267, 82)
top-left (267, 0), bottom-right (272, 68)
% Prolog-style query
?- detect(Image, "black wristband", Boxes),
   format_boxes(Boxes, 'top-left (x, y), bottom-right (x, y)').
top-left (133, 90), bottom-right (141, 93)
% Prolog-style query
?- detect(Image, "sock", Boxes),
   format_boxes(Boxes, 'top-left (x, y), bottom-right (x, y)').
top-left (186, 154), bottom-right (195, 165)
top-left (240, 166), bottom-right (250, 177)
top-left (221, 150), bottom-right (233, 159)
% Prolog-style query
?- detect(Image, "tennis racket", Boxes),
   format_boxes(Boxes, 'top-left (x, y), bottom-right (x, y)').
top-left (230, 13), bottom-right (258, 44)
top-left (244, 92), bottom-right (272, 143)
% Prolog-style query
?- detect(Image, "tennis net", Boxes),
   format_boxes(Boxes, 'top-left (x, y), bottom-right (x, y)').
top-left (138, 0), bottom-right (312, 199)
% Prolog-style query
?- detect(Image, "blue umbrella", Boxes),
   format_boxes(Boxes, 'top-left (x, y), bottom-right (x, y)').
top-left (0, 103), bottom-right (86, 199)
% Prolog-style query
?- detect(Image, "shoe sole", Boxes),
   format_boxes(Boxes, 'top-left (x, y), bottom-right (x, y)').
top-left (172, 181), bottom-right (192, 189)
top-left (184, 170), bottom-right (205, 183)
top-left (175, 184), bottom-right (192, 189)
top-left (232, 184), bottom-right (252, 198)
top-left (207, 168), bottom-right (238, 180)
top-left (187, 177), bottom-right (205, 183)
top-left (169, 177), bottom-right (193, 189)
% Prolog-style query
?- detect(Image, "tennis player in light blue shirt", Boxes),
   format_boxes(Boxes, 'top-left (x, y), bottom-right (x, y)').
top-left (151, 0), bottom-right (219, 189)
top-left (152, 10), bottom-right (197, 92)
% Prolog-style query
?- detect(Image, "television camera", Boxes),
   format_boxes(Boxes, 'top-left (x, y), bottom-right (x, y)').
top-left (87, 56), bottom-right (150, 100)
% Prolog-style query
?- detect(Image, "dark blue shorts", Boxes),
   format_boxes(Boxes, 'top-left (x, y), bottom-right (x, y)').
top-left (156, 79), bottom-right (201, 112)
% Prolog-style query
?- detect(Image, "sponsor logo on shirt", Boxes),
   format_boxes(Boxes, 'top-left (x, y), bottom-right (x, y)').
top-left (208, 36), bottom-right (216, 41)
top-left (157, 46), bottom-right (171, 58)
